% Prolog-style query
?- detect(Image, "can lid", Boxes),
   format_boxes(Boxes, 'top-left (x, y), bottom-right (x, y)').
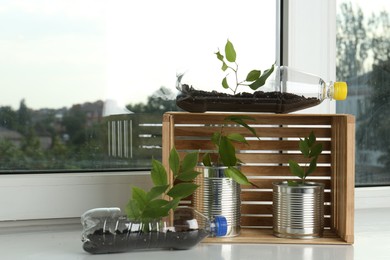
top-left (333, 82), bottom-right (348, 100)
top-left (214, 215), bottom-right (228, 237)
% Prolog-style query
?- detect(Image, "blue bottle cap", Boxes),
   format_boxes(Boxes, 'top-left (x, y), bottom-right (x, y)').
top-left (214, 215), bottom-right (228, 237)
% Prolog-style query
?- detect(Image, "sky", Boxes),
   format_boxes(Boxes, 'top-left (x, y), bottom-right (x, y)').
top-left (0, 0), bottom-right (276, 111)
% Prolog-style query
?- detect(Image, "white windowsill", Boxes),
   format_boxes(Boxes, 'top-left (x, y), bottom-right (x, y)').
top-left (355, 186), bottom-right (390, 209)
top-left (0, 207), bottom-right (389, 260)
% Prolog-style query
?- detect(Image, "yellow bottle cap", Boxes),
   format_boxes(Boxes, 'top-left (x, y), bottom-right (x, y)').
top-left (333, 82), bottom-right (348, 100)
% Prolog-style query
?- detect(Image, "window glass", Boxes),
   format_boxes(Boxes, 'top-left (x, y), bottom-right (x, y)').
top-left (0, 0), bottom-right (276, 172)
top-left (336, 0), bottom-right (390, 186)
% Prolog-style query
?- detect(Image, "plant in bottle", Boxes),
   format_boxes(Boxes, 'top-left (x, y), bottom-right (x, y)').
top-left (215, 39), bottom-right (275, 95)
top-left (126, 147), bottom-right (200, 221)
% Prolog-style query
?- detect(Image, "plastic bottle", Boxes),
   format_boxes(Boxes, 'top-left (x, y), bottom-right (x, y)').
top-left (263, 66), bottom-right (348, 113)
top-left (176, 66), bottom-right (347, 113)
top-left (81, 207), bottom-right (227, 254)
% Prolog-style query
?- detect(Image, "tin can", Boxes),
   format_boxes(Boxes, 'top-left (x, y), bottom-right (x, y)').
top-left (193, 166), bottom-right (241, 237)
top-left (273, 181), bottom-right (324, 239)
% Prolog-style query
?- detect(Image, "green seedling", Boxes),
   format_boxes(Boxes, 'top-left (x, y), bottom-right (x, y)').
top-left (288, 131), bottom-right (323, 186)
top-left (202, 115), bottom-right (259, 187)
top-left (126, 147), bottom-right (199, 221)
top-left (215, 39), bottom-right (275, 95)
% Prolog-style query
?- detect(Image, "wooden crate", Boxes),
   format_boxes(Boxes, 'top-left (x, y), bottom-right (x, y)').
top-left (162, 112), bottom-right (355, 245)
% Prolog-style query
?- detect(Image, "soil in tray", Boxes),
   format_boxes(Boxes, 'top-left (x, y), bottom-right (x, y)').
top-left (83, 229), bottom-right (209, 254)
top-left (176, 85), bottom-right (321, 113)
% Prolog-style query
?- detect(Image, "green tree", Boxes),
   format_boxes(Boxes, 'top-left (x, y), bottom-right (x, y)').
top-left (0, 139), bottom-right (23, 169)
top-left (0, 106), bottom-right (17, 130)
top-left (20, 127), bottom-right (45, 169)
top-left (62, 105), bottom-right (87, 145)
top-left (127, 87), bottom-right (179, 114)
top-left (367, 10), bottom-right (390, 63)
top-left (336, 2), bottom-right (368, 80)
top-left (17, 99), bottom-right (32, 135)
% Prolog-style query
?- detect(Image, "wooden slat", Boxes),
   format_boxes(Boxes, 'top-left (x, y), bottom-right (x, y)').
top-left (331, 115), bottom-right (355, 244)
top-left (242, 166), bottom-right (331, 177)
top-left (241, 179), bottom-right (331, 190)
top-left (169, 112), bottom-right (334, 125)
top-left (175, 126), bottom-right (332, 138)
top-left (175, 140), bottom-right (331, 151)
top-left (137, 126), bottom-right (163, 136)
top-left (177, 152), bottom-right (331, 164)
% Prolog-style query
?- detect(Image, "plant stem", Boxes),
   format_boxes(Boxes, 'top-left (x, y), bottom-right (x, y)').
top-left (233, 62), bottom-right (239, 94)
top-left (216, 124), bottom-right (225, 165)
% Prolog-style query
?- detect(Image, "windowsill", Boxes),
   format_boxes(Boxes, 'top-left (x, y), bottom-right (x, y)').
top-left (0, 207), bottom-right (389, 259)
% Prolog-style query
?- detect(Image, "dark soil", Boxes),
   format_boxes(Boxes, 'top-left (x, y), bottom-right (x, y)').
top-left (83, 229), bottom-right (209, 254)
top-left (176, 85), bottom-right (320, 113)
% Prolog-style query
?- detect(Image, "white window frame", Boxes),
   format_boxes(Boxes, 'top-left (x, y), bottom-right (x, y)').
top-left (0, 0), bottom-right (387, 222)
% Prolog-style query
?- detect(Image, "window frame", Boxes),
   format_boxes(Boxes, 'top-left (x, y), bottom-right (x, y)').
top-left (0, 0), bottom-right (387, 222)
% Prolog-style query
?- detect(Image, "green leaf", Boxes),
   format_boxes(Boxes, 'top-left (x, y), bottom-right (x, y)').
top-left (202, 153), bottom-right (212, 166)
top-left (143, 200), bottom-right (170, 219)
top-left (306, 157), bottom-right (318, 177)
top-left (225, 39), bottom-right (236, 62)
top-left (181, 152), bottom-right (199, 173)
top-left (260, 63), bottom-right (275, 80)
top-left (299, 139), bottom-right (310, 157)
top-left (215, 51), bottom-right (224, 61)
top-left (288, 160), bottom-right (305, 179)
top-left (225, 115), bottom-right (259, 139)
top-left (151, 159), bottom-right (167, 186)
top-left (169, 147), bottom-right (180, 177)
top-left (215, 51), bottom-right (228, 71)
top-left (147, 185), bottom-right (169, 201)
top-left (222, 77), bottom-right (229, 89)
top-left (246, 70), bottom-right (261, 82)
top-left (226, 166), bottom-right (251, 185)
top-left (211, 132), bottom-right (221, 146)
top-left (163, 198), bottom-right (181, 212)
top-left (219, 136), bottom-right (237, 166)
top-left (308, 131), bottom-right (316, 146)
top-left (125, 200), bottom-right (141, 220)
top-left (177, 170), bottom-right (200, 181)
top-left (227, 133), bottom-right (248, 144)
top-left (167, 183), bottom-right (199, 199)
top-left (147, 199), bottom-right (170, 208)
top-left (287, 180), bottom-right (299, 186)
top-left (310, 143), bottom-right (323, 158)
top-left (249, 78), bottom-right (266, 90)
top-left (222, 62), bottom-right (228, 71)
top-left (249, 64), bottom-right (274, 90)
top-left (132, 187), bottom-right (148, 209)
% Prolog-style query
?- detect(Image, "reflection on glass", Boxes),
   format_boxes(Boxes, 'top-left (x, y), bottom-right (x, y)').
top-left (336, 0), bottom-right (390, 186)
top-left (0, 0), bottom-right (276, 172)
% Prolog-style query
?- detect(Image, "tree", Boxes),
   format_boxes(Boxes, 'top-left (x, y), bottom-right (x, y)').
top-left (126, 87), bottom-right (179, 114)
top-left (0, 106), bottom-right (17, 130)
top-left (17, 99), bottom-right (32, 135)
top-left (336, 2), bottom-right (368, 80)
top-left (337, 2), bottom-right (390, 182)
top-left (367, 10), bottom-right (390, 63)
top-left (62, 105), bottom-right (87, 146)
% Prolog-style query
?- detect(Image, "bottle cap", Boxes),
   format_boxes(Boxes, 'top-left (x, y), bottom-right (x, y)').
top-left (333, 82), bottom-right (348, 100)
top-left (214, 215), bottom-right (228, 237)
